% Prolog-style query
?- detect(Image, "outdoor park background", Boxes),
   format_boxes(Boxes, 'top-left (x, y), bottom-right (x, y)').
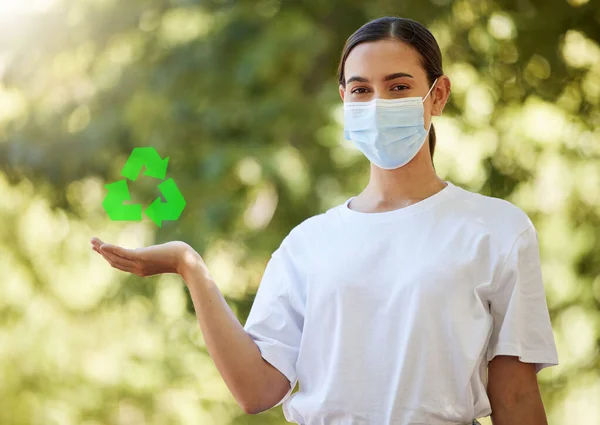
top-left (0, 0), bottom-right (599, 424)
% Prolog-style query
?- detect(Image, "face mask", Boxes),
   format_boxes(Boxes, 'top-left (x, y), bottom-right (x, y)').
top-left (343, 78), bottom-right (438, 170)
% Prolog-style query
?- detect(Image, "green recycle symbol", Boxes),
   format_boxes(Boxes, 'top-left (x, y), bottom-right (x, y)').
top-left (102, 147), bottom-right (186, 227)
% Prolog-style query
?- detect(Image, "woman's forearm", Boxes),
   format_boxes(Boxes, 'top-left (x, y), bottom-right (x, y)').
top-left (487, 356), bottom-right (548, 425)
top-left (491, 388), bottom-right (548, 425)
top-left (179, 252), bottom-right (286, 413)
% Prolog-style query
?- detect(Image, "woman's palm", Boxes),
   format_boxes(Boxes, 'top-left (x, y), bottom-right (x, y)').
top-left (90, 237), bottom-right (190, 277)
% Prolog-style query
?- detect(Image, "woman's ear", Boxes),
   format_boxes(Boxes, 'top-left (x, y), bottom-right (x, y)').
top-left (432, 75), bottom-right (451, 116)
top-left (339, 84), bottom-right (346, 101)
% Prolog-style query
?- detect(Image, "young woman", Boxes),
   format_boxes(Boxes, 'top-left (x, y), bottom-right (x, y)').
top-left (91, 17), bottom-right (559, 425)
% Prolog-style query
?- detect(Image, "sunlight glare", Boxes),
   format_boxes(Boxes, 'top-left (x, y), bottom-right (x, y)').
top-left (0, 0), bottom-right (57, 24)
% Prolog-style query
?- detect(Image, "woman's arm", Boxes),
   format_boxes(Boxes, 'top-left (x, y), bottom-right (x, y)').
top-left (181, 258), bottom-right (292, 414)
top-left (92, 238), bottom-right (291, 414)
top-left (487, 355), bottom-right (549, 425)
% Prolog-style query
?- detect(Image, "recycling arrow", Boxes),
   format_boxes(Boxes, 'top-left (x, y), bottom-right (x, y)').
top-left (144, 178), bottom-right (186, 228)
top-left (102, 147), bottom-right (185, 226)
top-left (102, 180), bottom-right (143, 221)
top-left (121, 147), bottom-right (169, 181)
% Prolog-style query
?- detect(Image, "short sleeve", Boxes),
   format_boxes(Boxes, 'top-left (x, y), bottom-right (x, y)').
top-left (486, 224), bottom-right (559, 373)
top-left (243, 237), bottom-right (305, 407)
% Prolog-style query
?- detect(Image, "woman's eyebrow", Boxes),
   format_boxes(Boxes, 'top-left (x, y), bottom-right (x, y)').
top-left (346, 75), bottom-right (370, 84)
top-left (383, 72), bottom-right (414, 81)
top-left (346, 72), bottom-right (414, 85)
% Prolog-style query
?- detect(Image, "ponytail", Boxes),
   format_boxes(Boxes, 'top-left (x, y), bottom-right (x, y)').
top-left (429, 123), bottom-right (437, 167)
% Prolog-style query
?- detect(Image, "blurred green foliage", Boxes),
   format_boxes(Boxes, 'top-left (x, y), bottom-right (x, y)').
top-left (0, 0), bottom-right (599, 424)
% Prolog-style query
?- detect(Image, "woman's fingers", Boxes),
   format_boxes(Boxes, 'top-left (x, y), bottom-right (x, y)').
top-left (91, 237), bottom-right (139, 262)
top-left (90, 241), bottom-right (140, 275)
top-left (100, 243), bottom-right (139, 262)
top-left (90, 237), bottom-right (105, 248)
top-left (101, 248), bottom-right (140, 274)
top-left (91, 237), bottom-right (150, 276)
top-left (92, 245), bottom-right (123, 269)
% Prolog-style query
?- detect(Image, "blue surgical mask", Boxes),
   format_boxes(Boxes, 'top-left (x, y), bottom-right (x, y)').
top-left (343, 78), bottom-right (438, 170)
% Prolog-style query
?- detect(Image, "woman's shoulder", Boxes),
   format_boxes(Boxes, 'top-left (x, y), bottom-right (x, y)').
top-left (282, 210), bottom-right (333, 247)
top-left (448, 182), bottom-right (534, 240)
top-left (277, 203), bottom-right (346, 260)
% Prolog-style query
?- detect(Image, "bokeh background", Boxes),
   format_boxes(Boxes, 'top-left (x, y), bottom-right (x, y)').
top-left (1, 0), bottom-right (599, 424)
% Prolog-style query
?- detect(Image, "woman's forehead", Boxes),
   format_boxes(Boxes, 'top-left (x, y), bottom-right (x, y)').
top-left (344, 39), bottom-right (424, 81)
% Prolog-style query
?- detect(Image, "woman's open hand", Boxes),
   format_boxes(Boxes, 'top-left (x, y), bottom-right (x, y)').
top-left (90, 237), bottom-right (202, 277)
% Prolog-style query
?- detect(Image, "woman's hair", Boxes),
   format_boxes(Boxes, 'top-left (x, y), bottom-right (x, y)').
top-left (337, 17), bottom-right (444, 163)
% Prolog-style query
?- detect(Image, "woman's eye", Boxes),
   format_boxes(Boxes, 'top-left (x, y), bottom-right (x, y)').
top-left (351, 87), bottom-right (369, 94)
top-left (392, 85), bottom-right (409, 91)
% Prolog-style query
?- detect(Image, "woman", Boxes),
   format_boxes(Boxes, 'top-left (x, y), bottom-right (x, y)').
top-left (91, 17), bottom-right (559, 425)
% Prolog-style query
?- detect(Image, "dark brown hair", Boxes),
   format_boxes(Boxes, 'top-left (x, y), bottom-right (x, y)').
top-left (337, 17), bottom-right (443, 162)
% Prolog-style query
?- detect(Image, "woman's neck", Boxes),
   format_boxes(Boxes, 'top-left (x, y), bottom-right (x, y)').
top-left (350, 151), bottom-right (447, 213)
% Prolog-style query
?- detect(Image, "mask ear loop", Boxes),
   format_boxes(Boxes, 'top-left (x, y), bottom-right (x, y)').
top-left (422, 77), bottom-right (439, 103)
top-left (423, 77), bottom-right (439, 134)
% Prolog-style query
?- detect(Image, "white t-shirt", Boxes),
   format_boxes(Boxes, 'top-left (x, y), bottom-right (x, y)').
top-left (243, 180), bottom-right (559, 425)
